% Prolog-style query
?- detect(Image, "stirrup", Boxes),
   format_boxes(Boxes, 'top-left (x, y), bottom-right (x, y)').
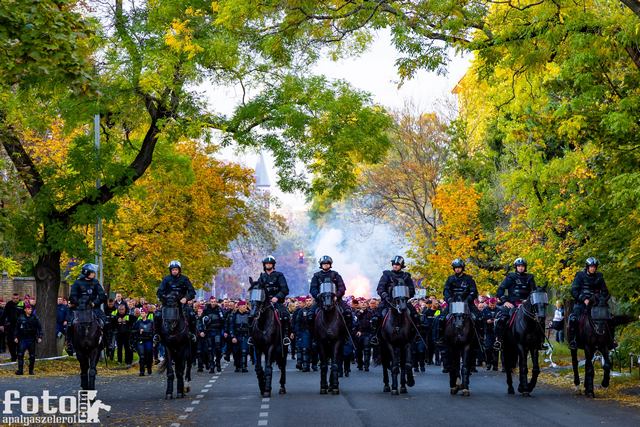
top-left (247, 337), bottom-right (254, 346)
top-left (153, 334), bottom-right (160, 344)
top-left (493, 340), bottom-right (502, 351)
top-left (370, 336), bottom-right (379, 346)
top-left (283, 337), bottom-right (291, 346)
top-left (568, 340), bottom-right (577, 350)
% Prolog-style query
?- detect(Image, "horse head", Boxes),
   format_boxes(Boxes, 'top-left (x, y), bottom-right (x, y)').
top-left (391, 280), bottom-right (409, 313)
top-left (319, 279), bottom-right (337, 311)
top-left (529, 287), bottom-right (549, 320)
top-left (589, 294), bottom-right (612, 336)
top-left (248, 285), bottom-right (267, 319)
top-left (162, 293), bottom-right (183, 333)
top-left (449, 300), bottom-right (470, 329)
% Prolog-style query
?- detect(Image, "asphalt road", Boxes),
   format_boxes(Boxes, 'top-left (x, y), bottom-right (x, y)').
top-left (1, 358), bottom-right (639, 427)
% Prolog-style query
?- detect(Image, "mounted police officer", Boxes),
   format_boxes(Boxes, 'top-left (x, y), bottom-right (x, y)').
top-left (248, 255), bottom-right (291, 346)
top-left (370, 256), bottom-right (419, 345)
top-left (66, 263), bottom-right (107, 355)
top-left (309, 255), bottom-right (352, 327)
top-left (433, 259), bottom-right (479, 344)
top-left (154, 260), bottom-right (196, 343)
top-left (568, 257), bottom-right (611, 350)
top-left (203, 297), bottom-right (225, 373)
top-left (493, 257), bottom-right (537, 351)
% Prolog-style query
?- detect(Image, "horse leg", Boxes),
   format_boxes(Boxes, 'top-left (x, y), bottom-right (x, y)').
top-left (460, 345), bottom-right (471, 396)
top-left (88, 349), bottom-right (98, 390)
top-left (330, 340), bottom-right (341, 395)
top-left (405, 341), bottom-right (415, 388)
top-left (391, 345), bottom-right (400, 395)
top-left (504, 347), bottom-right (514, 395)
top-left (527, 348), bottom-right (540, 393)
top-left (264, 346), bottom-right (273, 397)
top-left (165, 350), bottom-right (175, 399)
top-left (176, 353), bottom-right (185, 398)
top-left (185, 346), bottom-right (192, 393)
top-left (584, 347), bottom-right (595, 398)
top-left (449, 349), bottom-right (460, 395)
top-left (517, 344), bottom-right (528, 395)
top-left (279, 352), bottom-right (287, 394)
top-left (79, 355), bottom-right (89, 391)
top-left (601, 348), bottom-right (612, 388)
top-left (571, 348), bottom-right (581, 392)
top-left (320, 344), bottom-right (329, 394)
top-left (399, 346), bottom-right (407, 394)
top-left (255, 350), bottom-right (265, 395)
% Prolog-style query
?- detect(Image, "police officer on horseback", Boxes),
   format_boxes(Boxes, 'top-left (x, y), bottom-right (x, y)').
top-left (568, 257), bottom-right (611, 350)
top-left (433, 259), bottom-right (479, 344)
top-left (66, 263), bottom-right (107, 355)
top-left (309, 255), bottom-right (353, 326)
top-left (370, 256), bottom-right (419, 345)
top-left (493, 257), bottom-right (536, 351)
top-left (248, 256), bottom-right (291, 346)
top-left (154, 260), bottom-right (196, 343)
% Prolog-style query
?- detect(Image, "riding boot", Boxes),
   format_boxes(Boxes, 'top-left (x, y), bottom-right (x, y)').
top-left (568, 315), bottom-right (578, 350)
top-left (65, 328), bottom-right (74, 356)
top-left (370, 316), bottom-right (380, 346)
top-left (282, 318), bottom-right (291, 346)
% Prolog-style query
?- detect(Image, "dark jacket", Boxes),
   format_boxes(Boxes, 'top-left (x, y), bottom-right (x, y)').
top-left (133, 318), bottom-right (154, 341)
top-left (203, 306), bottom-right (225, 331)
top-left (571, 270), bottom-right (609, 304)
top-left (56, 303), bottom-right (69, 334)
top-left (70, 278), bottom-right (107, 310)
top-left (310, 270), bottom-right (346, 300)
top-left (250, 271), bottom-right (289, 302)
top-left (157, 274), bottom-right (196, 304)
top-left (15, 313), bottom-right (43, 340)
top-left (443, 273), bottom-right (478, 304)
top-left (377, 270), bottom-right (415, 300)
top-left (229, 311), bottom-right (251, 337)
top-left (497, 272), bottom-right (536, 304)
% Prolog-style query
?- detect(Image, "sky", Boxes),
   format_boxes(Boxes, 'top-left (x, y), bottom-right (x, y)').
top-left (205, 29), bottom-right (472, 211)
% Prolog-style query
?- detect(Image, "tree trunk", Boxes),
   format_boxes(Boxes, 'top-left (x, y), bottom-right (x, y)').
top-left (35, 251), bottom-right (62, 357)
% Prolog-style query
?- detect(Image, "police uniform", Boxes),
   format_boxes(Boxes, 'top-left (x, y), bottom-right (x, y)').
top-left (14, 310), bottom-right (43, 375)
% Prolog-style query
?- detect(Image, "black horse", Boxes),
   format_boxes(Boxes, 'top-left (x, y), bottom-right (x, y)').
top-left (158, 294), bottom-right (191, 399)
top-left (248, 284), bottom-right (287, 397)
top-left (314, 280), bottom-right (347, 395)
top-left (380, 282), bottom-right (416, 395)
top-left (502, 288), bottom-right (548, 396)
top-left (71, 308), bottom-right (103, 390)
top-left (571, 295), bottom-right (634, 398)
top-left (443, 300), bottom-right (477, 396)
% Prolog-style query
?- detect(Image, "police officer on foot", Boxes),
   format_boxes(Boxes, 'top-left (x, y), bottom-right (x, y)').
top-left (14, 303), bottom-right (43, 375)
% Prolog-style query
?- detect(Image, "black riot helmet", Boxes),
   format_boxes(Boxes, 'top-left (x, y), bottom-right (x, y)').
top-left (451, 258), bottom-right (465, 270)
top-left (585, 257), bottom-right (599, 271)
top-left (81, 263), bottom-right (98, 278)
top-left (514, 257), bottom-right (527, 271)
top-left (168, 260), bottom-right (182, 272)
top-left (262, 255), bottom-right (276, 269)
top-left (391, 255), bottom-right (405, 268)
top-left (319, 255), bottom-right (333, 267)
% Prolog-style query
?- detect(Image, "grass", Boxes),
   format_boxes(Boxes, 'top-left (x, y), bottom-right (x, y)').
top-left (0, 353), bottom-right (142, 378)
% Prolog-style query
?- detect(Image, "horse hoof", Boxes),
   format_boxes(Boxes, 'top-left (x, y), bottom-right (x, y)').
top-left (462, 389), bottom-right (470, 397)
top-left (400, 387), bottom-right (407, 394)
top-left (391, 389), bottom-right (399, 395)
top-left (450, 387), bottom-right (459, 395)
top-left (331, 389), bottom-right (340, 395)
top-left (165, 394), bottom-right (173, 400)
top-left (177, 393), bottom-right (185, 398)
top-left (508, 387), bottom-right (515, 395)
top-left (262, 392), bottom-right (271, 398)
top-left (521, 392), bottom-right (530, 397)
top-left (279, 387), bottom-right (286, 395)
top-left (406, 377), bottom-right (415, 387)
top-left (383, 385), bottom-right (391, 393)
top-left (320, 389), bottom-right (328, 395)
top-left (586, 391), bottom-right (595, 398)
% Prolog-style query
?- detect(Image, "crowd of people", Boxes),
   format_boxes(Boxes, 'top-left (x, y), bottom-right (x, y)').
top-left (1, 252), bottom-right (602, 380)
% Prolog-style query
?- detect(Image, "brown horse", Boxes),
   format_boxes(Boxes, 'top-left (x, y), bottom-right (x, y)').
top-left (571, 295), bottom-right (634, 397)
top-left (71, 308), bottom-right (103, 390)
top-left (314, 280), bottom-right (347, 395)
top-left (380, 283), bottom-right (416, 395)
top-left (248, 284), bottom-right (287, 398)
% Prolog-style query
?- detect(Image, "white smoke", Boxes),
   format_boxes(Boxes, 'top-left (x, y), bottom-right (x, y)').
top-left (311, 215), bottom-right (407, 297)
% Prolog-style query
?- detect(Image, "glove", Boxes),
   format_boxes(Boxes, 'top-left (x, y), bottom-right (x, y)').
top-left (381, 292), bottom-right (389, 300)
